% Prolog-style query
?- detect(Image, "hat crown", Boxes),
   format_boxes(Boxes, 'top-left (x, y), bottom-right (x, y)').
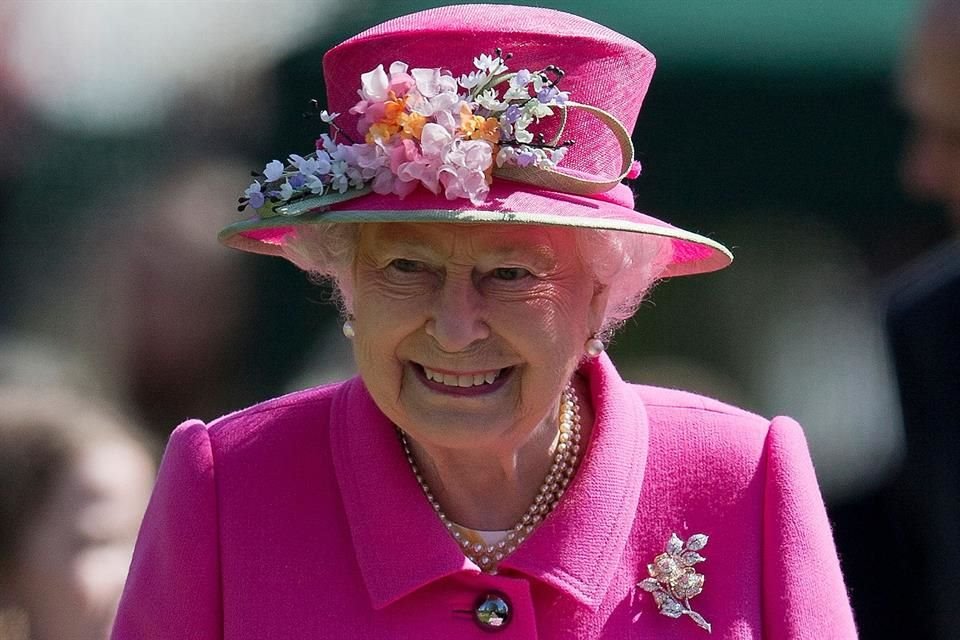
top-left (323, 4), bottom-right (655, 182)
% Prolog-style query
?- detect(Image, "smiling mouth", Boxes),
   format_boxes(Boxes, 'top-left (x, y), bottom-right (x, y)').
top-left (420, 365), bottom-right (506, 388)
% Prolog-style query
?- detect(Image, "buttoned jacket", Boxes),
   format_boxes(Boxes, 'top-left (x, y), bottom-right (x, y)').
top-left (112, 354), bottom-right (856, 639)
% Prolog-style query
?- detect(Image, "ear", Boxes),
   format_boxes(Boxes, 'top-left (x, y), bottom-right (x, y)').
top-left (587, 282), bottom-right (610, 336)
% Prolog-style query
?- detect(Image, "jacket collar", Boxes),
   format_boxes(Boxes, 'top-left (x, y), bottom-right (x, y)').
top-left (329, 354), bottom-right (648, 610)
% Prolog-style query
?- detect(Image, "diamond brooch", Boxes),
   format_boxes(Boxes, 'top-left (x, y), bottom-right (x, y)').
top-left (637, 532), bottom-right (712, 633)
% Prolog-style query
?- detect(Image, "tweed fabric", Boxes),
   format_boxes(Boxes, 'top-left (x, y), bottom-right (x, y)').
top-left (113, 354), bottom-right (856, 638)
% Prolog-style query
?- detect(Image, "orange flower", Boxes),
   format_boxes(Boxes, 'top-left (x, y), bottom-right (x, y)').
top-left (484, 146), bottom-right (498, 184)
top-left (382, 97), bottom-right (406, 126)
top-left (366, 122), bottom-right (399, 143)
top-left (474, 116), bottom-right (500, 143)
top-left (397, 111), bottom-right (427, 139)
top-left (460, 103), bottom-right (499, 143)
top-left (461, 112), bottom-right (500, 144)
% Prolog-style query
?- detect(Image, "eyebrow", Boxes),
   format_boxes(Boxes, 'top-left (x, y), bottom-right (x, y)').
top-left (377, 235), bottom-right (559, 269)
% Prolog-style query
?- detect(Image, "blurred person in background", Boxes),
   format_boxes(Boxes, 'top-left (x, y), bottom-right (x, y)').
top-left (899, 0), bottom-right (960, 227)
top-left (883, 0), bottom-right (960, 637)
top-left (0, 386), bottom-right (156, 640)
top-left (9, 159), bottom-right (274, 438)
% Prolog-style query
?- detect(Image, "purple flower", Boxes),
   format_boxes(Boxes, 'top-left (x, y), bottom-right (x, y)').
top-left (244, 181), bottom-right (265, 209)
top-left (537, 86), bottom-right (558, 104)
top-left (514, 69), bottom-right (531, 86)
top-left (289, 174), bottom-right (306, 189)
top-left (517, 150), bottom-right (536, 167)
top-left (504, 104), bottom-right (522, 124)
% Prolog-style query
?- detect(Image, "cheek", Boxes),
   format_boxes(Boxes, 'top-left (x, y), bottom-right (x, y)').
top-left (350, 288), bottom-right (425, 397)
top-left (506, 280), bottom-right (593, 334)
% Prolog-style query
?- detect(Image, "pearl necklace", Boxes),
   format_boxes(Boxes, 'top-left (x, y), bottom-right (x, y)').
top-left (397, 383), bottom-right (582, 573)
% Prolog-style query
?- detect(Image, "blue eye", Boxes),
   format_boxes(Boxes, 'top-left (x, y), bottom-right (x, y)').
top-left (491, 267), bottom-right (530, 281)
top-left (390, 259), bottom-right (426, 273)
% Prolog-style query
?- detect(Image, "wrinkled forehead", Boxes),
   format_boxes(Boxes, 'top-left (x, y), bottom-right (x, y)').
top-left (358, 222), bottom-right (578, 263)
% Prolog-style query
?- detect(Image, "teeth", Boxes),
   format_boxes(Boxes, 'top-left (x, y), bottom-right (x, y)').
top-left (423, 366), bottom-right (501, 387)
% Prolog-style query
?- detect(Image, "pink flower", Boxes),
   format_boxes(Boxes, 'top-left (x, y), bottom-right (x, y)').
top-left (399, 158), bottom-right (441, 194)
top-left (371, 168), bottom-right (395, 195)
top-left (359, 64), bottom-right (390, 102)
top-left (349, 99), bottom-right (370, 116)
top-left (389, 138), bottom-right (419, 173)
top-left (419, 122), bottom-right (453, 157)
top-left (439, 165), bottom-right (489, 205)
top-left (411, 68), bottom-right (446, 98)
top-left (388, 61), bottom-right (415, 97)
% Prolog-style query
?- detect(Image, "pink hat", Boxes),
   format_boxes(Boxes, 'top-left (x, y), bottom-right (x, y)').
top-left (218, 4), bottom-right (732, 277)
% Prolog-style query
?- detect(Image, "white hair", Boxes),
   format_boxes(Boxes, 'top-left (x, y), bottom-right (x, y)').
top-left (281, 222), bottom-right (670, 336)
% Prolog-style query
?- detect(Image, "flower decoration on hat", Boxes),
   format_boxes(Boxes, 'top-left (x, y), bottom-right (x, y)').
top-left (237, 49), bottom-right (601, 216)
top-left (638, 532), bottom-right (712, 633)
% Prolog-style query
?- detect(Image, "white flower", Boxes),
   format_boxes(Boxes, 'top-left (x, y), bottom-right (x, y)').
top-left (317, 134), bottom-right (338, 155)
top-left (476, 88), bottom-right (506, 112)
top-left (503, 85), bottom-right (530, 101)
top-left (314, 151), bottom-right (332, 175)
top-left (514, 127), bottom-right (534, 144)
top-left (289, 154), bottom-right (320, 176)
top-left (433, 109), bottom-right (459, 135)
top-left (528, 101), bottom-right (553, 119)
top-left (412, 68), bottom-right (444, 98)
top-left (496, 146), bottom-right (518, 167)
top-left (263, 160), bottom-right (284, 182)
top-left (278, 181), bottom-right (294, 201)
top-left (359, 64), bottom-right (390, 102)
top-left (420, 122), bottom-right (453, 157)
top-left (319, 110), bottom-right (340, 123)
top-left (549, 146), bottom-right (568, 166)
top-left (459, 70), bottom-right (488, 90)
top-left (473, 53), bottom-right (507, 75)
top-left (305, 174), bottom-right (326, 194)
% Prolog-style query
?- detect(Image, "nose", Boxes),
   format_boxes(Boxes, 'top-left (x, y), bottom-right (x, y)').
top-left (425, 273), bottom-right (490, 352)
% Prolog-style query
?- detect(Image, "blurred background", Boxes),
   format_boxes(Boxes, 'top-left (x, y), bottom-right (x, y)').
top-left (0, 1), bottom-right (952, 638)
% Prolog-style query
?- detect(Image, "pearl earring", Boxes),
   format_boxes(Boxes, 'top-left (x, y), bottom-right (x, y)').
top-left (342, 320), bottom-right (355, 339)
top-left (584, 334), bottom-right (605, 357)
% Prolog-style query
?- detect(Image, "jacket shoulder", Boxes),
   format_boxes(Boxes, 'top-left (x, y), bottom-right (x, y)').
top-left (632, 384), bottom-right (781, 474)
top-left (634, 384), bottom-right (766, 425)
top-left (202, 379), bottom-right (350, 454)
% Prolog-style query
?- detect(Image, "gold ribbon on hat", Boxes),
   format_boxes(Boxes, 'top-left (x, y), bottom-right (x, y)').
top-left (493, 101), bottom-right (636, 196)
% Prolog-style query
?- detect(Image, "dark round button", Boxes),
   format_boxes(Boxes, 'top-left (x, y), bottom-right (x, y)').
top-left (474, 592), bottom-right (511, 631)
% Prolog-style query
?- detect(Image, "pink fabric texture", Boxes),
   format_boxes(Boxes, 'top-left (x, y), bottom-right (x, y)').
top-left (112, 354), bottom-right (856, 638)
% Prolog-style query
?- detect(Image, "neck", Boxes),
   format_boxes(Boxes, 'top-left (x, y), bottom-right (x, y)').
top-left (405, 377), bottom-right (592, 531)
top-left (409, 418), bottom-right (558, 530)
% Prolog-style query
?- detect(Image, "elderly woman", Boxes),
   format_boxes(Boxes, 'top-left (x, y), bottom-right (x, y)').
top-left (113, 6), bottom-right (856, 639)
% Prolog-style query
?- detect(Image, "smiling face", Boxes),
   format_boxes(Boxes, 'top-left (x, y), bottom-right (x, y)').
top-left (350, 222), bottom-right (606, 452)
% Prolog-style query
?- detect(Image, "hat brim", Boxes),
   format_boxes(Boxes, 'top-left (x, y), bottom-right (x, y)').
top-left (218, 181), bottom-right (732, 278)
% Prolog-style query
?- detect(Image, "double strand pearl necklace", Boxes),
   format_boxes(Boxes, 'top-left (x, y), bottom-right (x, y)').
top-left (397, 383), bottom-right (582, 573)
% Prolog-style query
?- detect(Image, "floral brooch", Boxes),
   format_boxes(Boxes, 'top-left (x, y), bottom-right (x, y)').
top-left (638, 532), bottom-right (712, 633)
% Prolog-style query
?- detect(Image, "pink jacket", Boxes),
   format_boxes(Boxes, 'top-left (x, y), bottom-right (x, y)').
top-left (112, 354), bottom-right (857, 638)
